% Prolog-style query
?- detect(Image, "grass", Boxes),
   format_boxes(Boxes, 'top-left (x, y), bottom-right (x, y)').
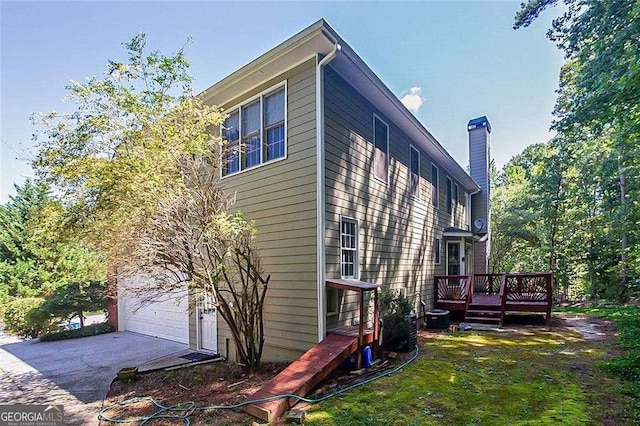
top-left (39, 322), bottom-right (114, 341)
top-left (305, 325), bottom-right (630, 425)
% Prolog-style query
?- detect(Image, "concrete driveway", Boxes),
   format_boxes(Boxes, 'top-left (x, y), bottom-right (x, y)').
top-left (0, 331), bottom-right (187, 425)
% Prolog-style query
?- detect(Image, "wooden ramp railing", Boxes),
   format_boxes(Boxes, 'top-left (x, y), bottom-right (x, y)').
top-left (244, 333), bottom-right (359, 422)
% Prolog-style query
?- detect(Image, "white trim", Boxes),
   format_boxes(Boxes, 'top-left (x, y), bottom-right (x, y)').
top-left (339, 216), bottom-right (360, 279)
top-left (220, 81), bottom-right (288, 179)
top-left (372, 113), bottom-right (390, 185)
top-left (431, 163), bottom-right (440, 209)
top-left (409, 144), bottom-right (420, 199)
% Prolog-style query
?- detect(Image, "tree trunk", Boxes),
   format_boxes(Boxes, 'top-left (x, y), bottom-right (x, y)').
top-left (618, 156), bottom-right (628, 299)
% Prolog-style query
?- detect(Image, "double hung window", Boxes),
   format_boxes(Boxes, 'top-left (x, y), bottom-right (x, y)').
top-left (340, 218), bottom-right (358, 279)
top-left (221, 85), bottom-right (286, 177)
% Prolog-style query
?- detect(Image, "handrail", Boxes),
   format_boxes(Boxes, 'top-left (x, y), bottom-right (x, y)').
top-left (465, 275), bottom-right (473, 312)
top-left (499, 274), bottom-right (507, 325)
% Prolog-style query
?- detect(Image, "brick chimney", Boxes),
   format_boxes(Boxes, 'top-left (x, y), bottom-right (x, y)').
top-left (468, 116), bottom-right (491, 274)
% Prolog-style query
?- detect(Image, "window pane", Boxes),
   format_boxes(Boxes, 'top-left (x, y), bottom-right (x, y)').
top-left (264, 89), bottom-right (285, 126)
top-left (447, 178), bottom-right (453, 213)
top-left (242, 102), bottom-right (260, 136)
top-left (265, 125), bottom-right (285, 161)
top-left (223, 112), bottom-right (239, 142)
top-left (223, 141), bottom-right (240, 176)
top-left (245, 135), bottom-right (261, 168)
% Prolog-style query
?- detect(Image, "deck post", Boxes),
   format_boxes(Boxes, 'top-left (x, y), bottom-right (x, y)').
top-left (358, 289), bottom-right (364, 369)
top-left (373, 288), bottom-right (379, 359)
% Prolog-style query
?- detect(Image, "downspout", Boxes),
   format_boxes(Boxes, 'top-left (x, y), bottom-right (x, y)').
top-left (316, 43), bottom-right (341, 342)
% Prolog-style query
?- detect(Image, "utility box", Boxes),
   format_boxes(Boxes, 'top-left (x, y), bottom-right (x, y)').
top-left (426, 309), bottom-right (450, 329)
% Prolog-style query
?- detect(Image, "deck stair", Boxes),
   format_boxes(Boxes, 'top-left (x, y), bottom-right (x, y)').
top-left (464, 303), bottom-right (501, 324)
top-left (244, 332), bottom-right (359, 422)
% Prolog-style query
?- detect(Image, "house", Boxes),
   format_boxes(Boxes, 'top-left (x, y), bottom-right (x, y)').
top-left (115, 19), bottom-right (492, 363)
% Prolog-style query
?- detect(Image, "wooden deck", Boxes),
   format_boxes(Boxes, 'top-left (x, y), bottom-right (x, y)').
top-left (244, 330), bottom-right (371, 422)
top-left (434, 273), bottom-right (553, 325)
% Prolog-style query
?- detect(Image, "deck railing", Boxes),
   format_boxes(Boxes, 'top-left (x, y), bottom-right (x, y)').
top-left (472, 274), bottom-right (502, 294)
top-left (434, 272), bottom-right (554, 325)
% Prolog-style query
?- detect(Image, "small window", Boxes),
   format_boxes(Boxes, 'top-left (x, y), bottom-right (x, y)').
top-left (446, 177), bottom-right (453, 214)
top-left (431, 164), bottom-right (439, 208)
top-left (373, 115), bottom-right (389, 183)
top-left (409, 145), bottom-right (420, 198)
top-left (434, 238), bottom-right (441, 264)
top-left (340, 218), bottom-right (358, 279)
top-left (326, 288), bottom-right (338, 316)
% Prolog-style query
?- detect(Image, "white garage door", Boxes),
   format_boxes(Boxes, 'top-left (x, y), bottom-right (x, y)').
top-left (119, 287), bottom-right (189, 344)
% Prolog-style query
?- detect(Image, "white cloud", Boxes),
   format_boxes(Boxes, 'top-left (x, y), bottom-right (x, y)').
top-left (400, 87), bottom-right (424, 114)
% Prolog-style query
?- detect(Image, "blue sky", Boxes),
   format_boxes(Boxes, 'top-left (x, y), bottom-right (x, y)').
top-left (0, 1), bottom-right (564, 203)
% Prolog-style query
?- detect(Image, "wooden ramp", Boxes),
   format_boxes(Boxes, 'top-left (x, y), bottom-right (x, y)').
top-left (244, 333), bottom-right (358, 422)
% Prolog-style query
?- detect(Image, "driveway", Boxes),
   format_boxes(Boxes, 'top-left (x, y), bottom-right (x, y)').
top-left (0, 331), bottom-right (187, 425)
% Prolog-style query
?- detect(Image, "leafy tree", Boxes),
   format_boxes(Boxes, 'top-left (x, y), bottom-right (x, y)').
top-left (32, 33), bottom-right (270, 371)
top-left (512, 0), bottom-right (640, 300)
top-left (0, 181), bottom-right (104, 302)
top-left (32, 280), bottom-right (107, 328)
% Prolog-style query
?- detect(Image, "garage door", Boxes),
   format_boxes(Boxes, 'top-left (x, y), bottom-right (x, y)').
top-left (118, 287), bottom-right (189, 344)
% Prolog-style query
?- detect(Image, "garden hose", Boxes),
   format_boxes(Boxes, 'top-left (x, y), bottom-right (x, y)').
top-left (97, 345), bottom-right (420, 425)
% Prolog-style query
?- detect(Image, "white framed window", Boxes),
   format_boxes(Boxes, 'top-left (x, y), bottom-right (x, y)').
top-left (409, 145), bottom-right (420, 198)
top-left (373, 114), bottom-right (389, 183)
top-left (431, 164), bottom-right (439, 208)
top-left (340, 217), bottom-right (359, 279)
top-left (465, 192), bottom-right (471, 229)
top-left (221, 84), bottom-right (286, 177)
top-left (434, 237), bottom-right (441, 264)
top-left (446, 176), bottom-right (453, 214)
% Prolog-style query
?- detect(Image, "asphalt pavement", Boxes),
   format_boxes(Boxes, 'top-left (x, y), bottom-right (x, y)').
top-left (0, 329), bottom-right (187, 425)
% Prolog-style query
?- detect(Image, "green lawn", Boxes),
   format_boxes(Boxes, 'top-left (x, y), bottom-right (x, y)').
top-left (305, 320), bottom-right (632, 425)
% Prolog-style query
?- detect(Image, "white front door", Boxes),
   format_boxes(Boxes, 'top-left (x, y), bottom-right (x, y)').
top-left (198, 294), bottom-right (217, 352)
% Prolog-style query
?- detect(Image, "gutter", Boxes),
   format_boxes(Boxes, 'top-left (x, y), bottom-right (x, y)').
top-left (315, 43), bottom-right (341, 343)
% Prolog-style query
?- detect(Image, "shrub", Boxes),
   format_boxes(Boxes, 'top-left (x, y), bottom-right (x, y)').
top-left (39, 322), bottom-right (114, 342)
top-left (4, 297), bottom-right (50, 338)
top-left (380, 286), bottom-right (413, 351)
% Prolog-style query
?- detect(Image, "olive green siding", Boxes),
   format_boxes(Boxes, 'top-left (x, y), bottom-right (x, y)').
top-left (323, 67), bottom-right (467, 327)
top-left (210, 58), bottom-right (318, 362)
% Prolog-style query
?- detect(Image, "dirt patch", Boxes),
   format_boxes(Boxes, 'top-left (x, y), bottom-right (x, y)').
top-left (554, 312), bottom-right (618, 342)
top-left (99, 360), bottom-right (288, 425)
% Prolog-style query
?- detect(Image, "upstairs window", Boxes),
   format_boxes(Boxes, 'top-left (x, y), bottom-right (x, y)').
top-left (431, 164), bottom-right (439, 208)
top-left (340, 218), bottom-right (359, 279)
top-left (409, 145), bottom-right (420, 198)
top-left (373, 115), bottom-right (389, 183)
top-left (221, 85), bottom-right (286, 177)
top-left (264, 89), bottom-right (285, 161)
top-left (446, 177), bottom-right (453, 214)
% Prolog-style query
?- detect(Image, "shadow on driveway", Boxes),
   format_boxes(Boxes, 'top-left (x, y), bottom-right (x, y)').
top-left (0, 331), bottom-right (187, 425)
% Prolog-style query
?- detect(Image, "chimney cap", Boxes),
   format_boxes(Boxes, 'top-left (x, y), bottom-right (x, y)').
top-left (467, 116), bottom-right (491, 133)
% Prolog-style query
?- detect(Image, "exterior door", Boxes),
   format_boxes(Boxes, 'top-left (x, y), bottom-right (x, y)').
top-left (198, 294), bottom-right (217, 352)
top-left (446, 242), bottom-right (461, 275)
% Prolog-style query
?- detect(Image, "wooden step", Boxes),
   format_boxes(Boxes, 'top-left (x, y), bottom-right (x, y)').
top-left (464, 316), bottom-right (501, 323)
top-left (244, 333), bottom-right (359, 422)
